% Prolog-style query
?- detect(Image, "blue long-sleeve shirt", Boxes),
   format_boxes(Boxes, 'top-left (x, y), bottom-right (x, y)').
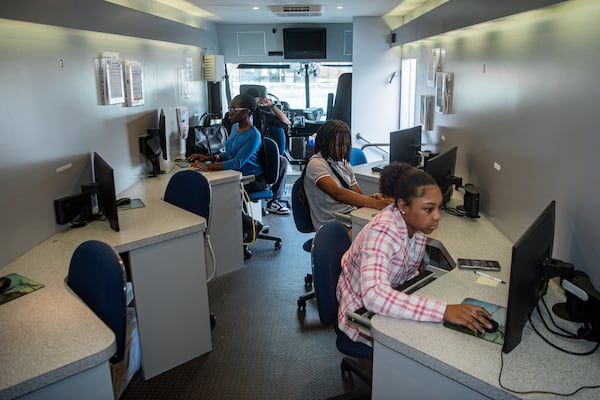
top-left (220, 124), bottom-right (264, 177)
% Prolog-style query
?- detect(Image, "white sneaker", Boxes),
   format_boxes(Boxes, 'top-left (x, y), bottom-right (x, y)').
top-left (266, 200), bottom-right (290, 215)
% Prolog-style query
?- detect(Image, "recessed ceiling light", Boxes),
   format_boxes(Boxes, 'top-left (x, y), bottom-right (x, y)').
top-left (252, 6), bottom-right (259, 10)
top-left (337, 6), bottom-right (343, 10)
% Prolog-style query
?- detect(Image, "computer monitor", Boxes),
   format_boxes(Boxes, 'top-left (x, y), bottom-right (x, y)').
top-left (93, 152), bottom-right (120, 232)
top-left (141, 109), bottom-right (167, 177)
top-left (424, 146), bottom-right (458, 207)
top-left (389, 126), bottom-right (422, 167)
top-left (502, 201), bottom-right (556, 353)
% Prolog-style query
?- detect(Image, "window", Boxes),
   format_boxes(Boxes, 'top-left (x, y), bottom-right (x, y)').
top-left (227, 62), bottom-right (352, 117)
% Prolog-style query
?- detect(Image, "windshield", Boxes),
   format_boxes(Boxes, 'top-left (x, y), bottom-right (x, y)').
top-left (227, 62), bottom-right (352, 116)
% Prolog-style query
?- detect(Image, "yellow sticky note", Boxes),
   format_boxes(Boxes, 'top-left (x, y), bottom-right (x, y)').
top-left (476, 276), bottom-right (498, 287)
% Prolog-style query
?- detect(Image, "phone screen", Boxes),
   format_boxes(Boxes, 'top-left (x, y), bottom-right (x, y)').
top-left (457, 258), bottom-right (501, 271)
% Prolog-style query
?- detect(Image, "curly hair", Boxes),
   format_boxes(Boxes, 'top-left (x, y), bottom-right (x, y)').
top-left (231, 94), bottom-right (258, 113)
top-left (314, 119), bottom-right (351, 162)
top-left (379, 162), bottom-right (437, 205)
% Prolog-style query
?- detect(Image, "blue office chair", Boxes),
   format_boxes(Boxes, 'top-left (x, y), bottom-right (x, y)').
top-left (291, 173), bottom-right (317, 309)
top-left (312, 221), bottom-right (373, 395)
top-left (267, 126), bottom-right (287, 156)
top-left (247, 136), bottom-right (283, 250)
top-left (163, 170), bottom-right (217, 327)
top-left (350, 147), bottom-right (368, 166)
top-left (66, 240), bottom-right (128, 363)
top-left (164, 169), bottom-right (211, 221)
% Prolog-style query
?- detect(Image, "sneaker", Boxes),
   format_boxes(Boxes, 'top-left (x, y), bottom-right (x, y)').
top-left (266, 200), bottom-right (290, 215)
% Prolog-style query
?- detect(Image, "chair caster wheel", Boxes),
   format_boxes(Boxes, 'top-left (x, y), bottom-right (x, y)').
top-left (244, 247), bottom-right (252, 260)
top-left (275, 240), bottom-right (282, 250)
top-left (297, 298), bottom-right (306, 310)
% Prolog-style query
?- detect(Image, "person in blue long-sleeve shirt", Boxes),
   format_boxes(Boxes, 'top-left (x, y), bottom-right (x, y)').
top-left (188, 94), bottom-right (268, 258)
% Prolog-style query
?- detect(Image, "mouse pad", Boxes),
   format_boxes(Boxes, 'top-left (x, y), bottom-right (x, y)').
top-left (117, 198), bottom-right (145, 210)
top-left (0, 273), bottom-right (45, 306)
top-left (443, 298), bottom-right (506, 345)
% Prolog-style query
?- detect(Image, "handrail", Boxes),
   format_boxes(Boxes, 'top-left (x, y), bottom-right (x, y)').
top-left (355, 132), bottom-right (389, 154)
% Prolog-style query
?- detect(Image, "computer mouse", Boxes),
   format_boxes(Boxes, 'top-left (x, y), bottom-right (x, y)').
top-left (116, 197), bottom-right (131, 207)
top-left (481, 316), bottom-right (499, 333)
top-left (0, 277), bottom-right (11, 293)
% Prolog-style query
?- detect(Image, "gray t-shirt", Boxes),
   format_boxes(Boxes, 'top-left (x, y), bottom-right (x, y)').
top-left (303, 153), bottom-right (357, 232)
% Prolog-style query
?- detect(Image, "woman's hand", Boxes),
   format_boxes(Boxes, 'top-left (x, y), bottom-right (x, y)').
top-left (188, 153), bottom-right (211, 162)
top-left (374, 197), bottom-right (393, 210)
top-left (443, 304), bottom-right (493, 334)
top-left (191, 162), bottom-right (209, 172)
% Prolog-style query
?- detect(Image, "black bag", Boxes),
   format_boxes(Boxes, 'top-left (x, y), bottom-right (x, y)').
top-left (295, 167), bottom-right (312, 225)
top-left (185, 113), bottom-right (228, 158)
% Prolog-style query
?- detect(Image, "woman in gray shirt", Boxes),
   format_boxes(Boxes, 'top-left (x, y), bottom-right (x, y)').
top-left (303, 120), bottom-right (391, 232)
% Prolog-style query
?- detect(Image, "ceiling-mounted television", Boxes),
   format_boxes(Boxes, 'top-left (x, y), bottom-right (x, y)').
top-left (283, 27), bottom-right (327, 60)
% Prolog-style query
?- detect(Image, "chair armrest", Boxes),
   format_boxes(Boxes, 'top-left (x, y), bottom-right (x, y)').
top-left (345, 309), bottom-right (373, 339)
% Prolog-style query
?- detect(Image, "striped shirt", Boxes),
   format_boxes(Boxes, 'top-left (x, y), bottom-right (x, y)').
top-left (337, 205), bottom-right (447, 346)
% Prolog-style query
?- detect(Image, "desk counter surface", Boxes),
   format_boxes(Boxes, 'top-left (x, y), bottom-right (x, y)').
top-left (356, 202), bottom-right (600, 399)
top-left (0, 168), bottom-right (213, 400)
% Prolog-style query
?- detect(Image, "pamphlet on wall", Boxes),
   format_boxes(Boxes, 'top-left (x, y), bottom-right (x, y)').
top-left (97, 52), bottom-right (125, 105)
top-left (124, 60), bottom-right (144, 107)
top-left (176, 106), bottom-right (189, 139)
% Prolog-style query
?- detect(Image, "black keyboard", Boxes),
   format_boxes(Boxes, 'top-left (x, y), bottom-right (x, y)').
top-left (395, 270), bottom-right (435, 293)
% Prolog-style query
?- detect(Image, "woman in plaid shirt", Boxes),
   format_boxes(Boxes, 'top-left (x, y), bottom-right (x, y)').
top-left (337, 162), bottom-right (493, 346)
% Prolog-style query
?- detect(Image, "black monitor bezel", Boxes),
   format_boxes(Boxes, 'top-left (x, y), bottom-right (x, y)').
top-left (502, 201), bottom-right (556, 353)
top-left (424, 146), bottom-right (457, 206)
top-left (159, 109), bottom-right (167, 161)
top-left (389, 125), bottom-right (422, 167)
top-left (93, 152), bottom-right (120, 232)
top-left (283, 27), bottom-right (327, 60)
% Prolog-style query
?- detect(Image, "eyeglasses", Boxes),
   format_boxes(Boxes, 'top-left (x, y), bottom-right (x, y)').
top-left (228, 107), bottom-right (248, 113)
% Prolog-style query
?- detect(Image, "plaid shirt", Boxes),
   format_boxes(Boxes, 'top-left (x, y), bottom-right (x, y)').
top-left (337, 205), bottom-right (447, 346)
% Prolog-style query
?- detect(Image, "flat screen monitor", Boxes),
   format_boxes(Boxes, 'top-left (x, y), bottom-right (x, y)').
top-left (93, 152), bottom-right (120, 232)
top-left (283, 28), bottom-right (327, 60)
top-left (389, 126), bottom-right (422, 167)
top-left (142, 109), bottom-right (167, 176)
top-left (502, 201), bottom-right (556, 353)
top-left (424, 146), bottom-right (457, 207)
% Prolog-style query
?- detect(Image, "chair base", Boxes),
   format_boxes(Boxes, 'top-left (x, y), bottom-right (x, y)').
top-left (256, 233), bottom-right (282, 250)
top-left (297, 291), bottom-right (315, 310)
top-left (341, 357), bottom-right (372, 384)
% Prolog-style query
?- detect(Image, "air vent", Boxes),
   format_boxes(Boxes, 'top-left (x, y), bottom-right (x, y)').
top-left (270, 5), bottom-right (324, 17)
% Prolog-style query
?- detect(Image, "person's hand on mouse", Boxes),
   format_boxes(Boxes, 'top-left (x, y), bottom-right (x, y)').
top-left (443, 304), bottom-right (493, 334)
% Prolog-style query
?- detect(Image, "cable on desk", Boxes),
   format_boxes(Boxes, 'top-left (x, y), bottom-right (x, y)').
top-left (498, 302), bottom-right (600, 396)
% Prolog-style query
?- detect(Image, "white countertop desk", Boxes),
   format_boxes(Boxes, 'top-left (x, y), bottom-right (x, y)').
top-left (352, 161), bottom-right (382, 196)
top-left (0, 166), bottom-right (242, 400)
top-left (351, 201), bottom-right (600, 400)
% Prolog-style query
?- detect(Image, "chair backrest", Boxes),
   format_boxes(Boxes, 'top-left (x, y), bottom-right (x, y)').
top-left (329, 73), bottom-right (352, 128)
top-left (163, 170), bottom-right (211, 220)
top-left (262, 136), bottom-right (280, 185)
top-left (266, 126), bottom-right (286, 156)
top-left (291, 175), bottom-right (314, 234)
top-left (350, 147), bottom-right (367, 166)
top-left (312, 221), bottom-right (352, 327)
top-left (66, 240), bottom-right (127, 363)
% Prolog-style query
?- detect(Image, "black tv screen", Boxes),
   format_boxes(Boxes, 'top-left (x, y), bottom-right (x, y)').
top-left (283, 28), bottom-right (326, 60)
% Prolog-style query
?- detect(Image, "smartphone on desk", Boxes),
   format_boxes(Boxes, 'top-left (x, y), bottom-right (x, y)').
top-left (457, 258), bottom-right (501, 271)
